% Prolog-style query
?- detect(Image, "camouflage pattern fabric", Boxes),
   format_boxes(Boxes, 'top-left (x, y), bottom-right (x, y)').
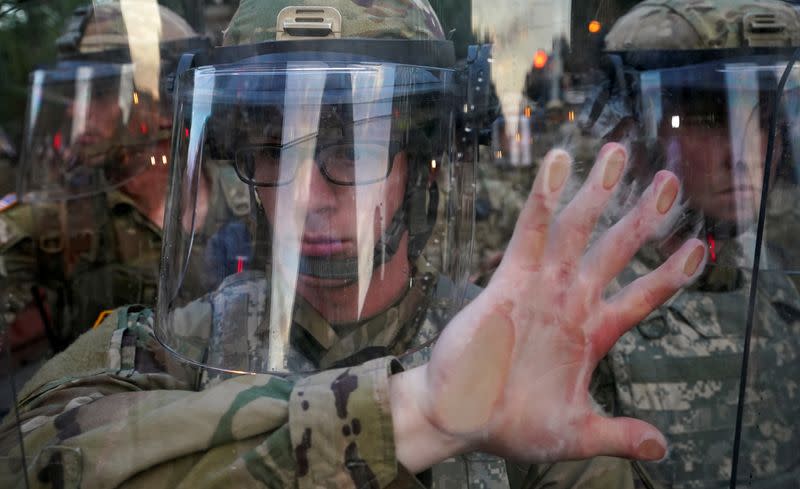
top-left (0, 265), bottom-right (639, 488)
top-left (223, 0), bottom-right (445, 45)
top-left (0, 0), bottom-right (638, 485)
top-left (604, 242), bottom-right (800, 488)
top-left (605, 0), bottom-right (800, 51)
top-left (0, 162), bottom-right (250, 352)
top-left (0, 305), bottom-right (400, 489)
top-left (765, 180), bottom-right (800, 288)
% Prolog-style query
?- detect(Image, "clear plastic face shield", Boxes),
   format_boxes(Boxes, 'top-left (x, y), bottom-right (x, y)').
top-left (629, 57), bottom-right (800, 271)
top-left (612, 54), bottom-right (800, 486)
top-left (16, 61), bottom-right (162, 202)
top-left (157, 58), bottom-right (472, 374)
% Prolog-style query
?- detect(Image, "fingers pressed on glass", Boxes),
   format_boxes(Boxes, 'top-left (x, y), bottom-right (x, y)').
top-left (592, 238), bottom-right (706, 353)
top-left (580, 170), bottom-right (682, 290)
top-left (500, 149), bottom-right (571, 272)
top-left (547, 143), bottom-right (627, 267)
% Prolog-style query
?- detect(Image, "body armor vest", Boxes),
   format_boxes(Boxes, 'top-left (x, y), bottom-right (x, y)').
top-left (610, 251), bottom-right (800, 488)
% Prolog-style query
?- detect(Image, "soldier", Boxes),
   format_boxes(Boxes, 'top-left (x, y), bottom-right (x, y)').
top-left (0, 1), bottom-right (707, 488)
top-left (0, 2), bottom-right (246, 363)
top-left (582, 0), bottom-right (800, 486)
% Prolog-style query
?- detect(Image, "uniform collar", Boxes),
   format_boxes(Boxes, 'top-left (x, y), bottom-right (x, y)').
top-left (289, 259), bottom-right (439, 369)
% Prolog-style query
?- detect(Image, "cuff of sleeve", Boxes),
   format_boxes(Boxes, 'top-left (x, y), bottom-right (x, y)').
top-left (290, 357), bottom-right (404, 489)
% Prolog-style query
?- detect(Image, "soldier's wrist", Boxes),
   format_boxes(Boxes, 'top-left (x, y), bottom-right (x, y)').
top-left (390, 365), bottom-right (472, 473)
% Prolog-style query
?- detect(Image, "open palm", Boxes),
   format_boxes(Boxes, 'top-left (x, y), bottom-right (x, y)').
top-left (419, 143), bottom-right (706, 464)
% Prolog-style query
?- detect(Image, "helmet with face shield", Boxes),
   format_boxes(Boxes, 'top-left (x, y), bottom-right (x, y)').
top-left (156, 0), bottom-right (474, 375)
top-left (7, 2), bottom-right (209, 348)
top-left (16, 1), bottom-right (209, 202)
top-left (580, 1), bottom-right (800, 487)
top-left (581, 0), bottom-right (800, 270)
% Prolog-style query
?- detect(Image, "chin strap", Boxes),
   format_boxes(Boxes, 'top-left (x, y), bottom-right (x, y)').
top-left (297, 205), bottom-right (406, 280)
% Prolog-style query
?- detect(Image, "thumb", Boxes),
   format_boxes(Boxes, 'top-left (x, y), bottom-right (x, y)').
top-left (579, 414), bottom-right (668, 461)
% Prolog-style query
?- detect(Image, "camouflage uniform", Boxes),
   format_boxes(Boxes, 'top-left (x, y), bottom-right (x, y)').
top-left (0, 1), bottom-right (638, 487)
top-left (603, 242), bottom-right (800, 488)
top-left (0, 162), bottom-right (250, 350)
top-left (0, 269), bottom-right (637, 488)
top-left (596, 3), bottom-right (800, 487)
top-left (1, 2), bottom-right (215, 355)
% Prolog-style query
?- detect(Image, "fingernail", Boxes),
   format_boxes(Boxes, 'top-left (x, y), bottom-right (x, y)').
top-left (683, 244), bottom-right (706, 276)
top-left (656, 179), bottom-right (678, 214)
top-left (602, 150), bottom-right (625, 189)
top-left (548, 154), bottom-right (570, 192)
top-left (637, 438), bottom-right (666, 461)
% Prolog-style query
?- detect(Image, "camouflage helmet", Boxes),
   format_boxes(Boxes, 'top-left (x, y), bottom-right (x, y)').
top-left (157, 0), bottom-right (475, 374)
top-left (56, 2), bottom-right (208, 103)
top-left (581, 0), bottom-right (800, 139)
top-left (583, 0), bottom-right (800, 253)
top-left (605, 0), bottom-right (800, 51)
top-left (57, 2), bottom-right (199, 56)
top-left (223, 0), bottom-right (446, 46)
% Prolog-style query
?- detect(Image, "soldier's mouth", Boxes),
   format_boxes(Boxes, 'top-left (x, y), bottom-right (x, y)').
top-left (301, 236), bottom-right (351, 256)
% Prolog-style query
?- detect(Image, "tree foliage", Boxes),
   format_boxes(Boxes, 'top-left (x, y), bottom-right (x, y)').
top-left (0, 0), bottom-right (87, 146)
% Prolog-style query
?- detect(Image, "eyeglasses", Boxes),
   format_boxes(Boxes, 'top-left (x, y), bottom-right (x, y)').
top-left (234, 139), bottom-right (401, 186)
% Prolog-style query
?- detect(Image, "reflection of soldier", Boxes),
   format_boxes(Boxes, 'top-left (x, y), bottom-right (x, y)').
top-left (586, 1), bottom-right (800, 487)
top-left (0, 4), bottom-right (240, 359)
top-left (0, 1), bottom-right (707, 488)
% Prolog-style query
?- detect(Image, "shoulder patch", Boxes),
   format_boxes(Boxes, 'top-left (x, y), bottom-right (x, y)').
top-left (0, 192), bottom-right (17, 213)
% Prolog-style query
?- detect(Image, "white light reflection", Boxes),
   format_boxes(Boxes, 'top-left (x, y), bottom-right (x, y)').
top-left (268, 63), bottom-right (327, 372)
top-left (351, 65), bottom-right (395, 318)
top-left (725, 63), bottom-right (761, 264)
top-left (26, 71), bottom-right (45, 151)
top-left (119, 0), bottom-right (161, 103)
top-left (70, 66), bottom-right (92, 146)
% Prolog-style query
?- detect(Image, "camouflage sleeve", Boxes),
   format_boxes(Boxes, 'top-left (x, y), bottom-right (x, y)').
top-left (1, 208), bottom-right (38, 320)
top-left (0, 208), bottom-right (52, 358)
top-left (289, 359), bottom-right (403, 489)
top-left (0, 307), bottom-right (406, 489)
